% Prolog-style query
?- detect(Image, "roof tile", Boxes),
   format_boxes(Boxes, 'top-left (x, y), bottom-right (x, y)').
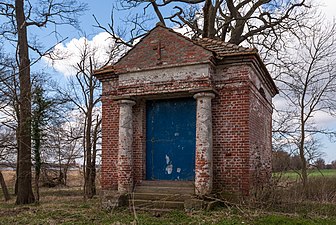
top-left (194, 37), bottom-right (257, 58)
top-left (94, 25), bottom-right (258, 76)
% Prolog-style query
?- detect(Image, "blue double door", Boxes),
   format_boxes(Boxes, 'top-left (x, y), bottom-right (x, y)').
top-left (146, 98), bottom-right (196, 181)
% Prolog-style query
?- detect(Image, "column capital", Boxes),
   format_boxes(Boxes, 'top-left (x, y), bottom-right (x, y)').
top-left (193, 92), bottom-right (215, 100)
top-left (118, 99), bottom-right (136, 106)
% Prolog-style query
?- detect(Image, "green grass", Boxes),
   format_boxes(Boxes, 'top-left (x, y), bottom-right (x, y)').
top-left (254, 214), bottom-right (336, 225)
top-left (1, 188), bottom-right (336, 224)
top-left (274, 169), bottom-right (336, 180)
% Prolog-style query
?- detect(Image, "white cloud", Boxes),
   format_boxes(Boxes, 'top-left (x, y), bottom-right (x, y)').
top-left (273, 95), bottom-right (289, 111)
top-left (321, 0), bottom-right (336, 21)
top-left (313, 111), bottom-right (336, 127)
top-left (43, 32), bottom-right (117, 76)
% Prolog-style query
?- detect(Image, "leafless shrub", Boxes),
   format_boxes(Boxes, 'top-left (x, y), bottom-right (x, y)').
top-left (249, 176), bottom-right (336, 209)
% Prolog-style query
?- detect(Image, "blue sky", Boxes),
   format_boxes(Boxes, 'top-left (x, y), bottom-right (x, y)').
top-left (32, 0), bottom-right (336, 163)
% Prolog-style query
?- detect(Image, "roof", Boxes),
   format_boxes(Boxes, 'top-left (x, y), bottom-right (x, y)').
top-left (94, 24), bottom-right (259, 76)
top-left (94, 39), bottom-right (256, 75)
top-left (194, 38), bottom-right (258, 58)
top-left (93, 24), bottom-right (278, 95)
top-left (94, 65), bottom-right (115, 75)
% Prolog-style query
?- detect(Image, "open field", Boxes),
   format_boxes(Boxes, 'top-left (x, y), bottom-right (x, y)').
top-left (1, 188), bottom-right (336, 224)
top-left (1, 169), bottom-right (86, 189)
top-left (274, 169), bottom-right (336, 180)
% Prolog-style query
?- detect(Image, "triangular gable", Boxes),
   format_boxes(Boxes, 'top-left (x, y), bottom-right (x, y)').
top-left (94, 24), bottom-right (277, 96)
top-left (113, 24), bottom-right (214, 73)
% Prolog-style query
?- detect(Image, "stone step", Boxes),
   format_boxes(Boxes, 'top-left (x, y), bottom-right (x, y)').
top-left (131, 192), bottom-right (192, 201)
top-left (139, 180), bottom-right (194, 188)
top-left (131, 181), bottom-right (195, 210)
top-left (134, 185), bottom-right (194, 194)
top-left (131, 199), bottom-right (185, 209)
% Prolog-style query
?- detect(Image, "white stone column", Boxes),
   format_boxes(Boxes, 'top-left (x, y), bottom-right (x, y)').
top-left (117, 99), bottom-right (136, 194)
top-left (193, 92), bottom-right (215, 197)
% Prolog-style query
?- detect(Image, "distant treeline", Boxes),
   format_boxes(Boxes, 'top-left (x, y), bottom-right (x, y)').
top-left (272, 150), bottom-right (336, 172)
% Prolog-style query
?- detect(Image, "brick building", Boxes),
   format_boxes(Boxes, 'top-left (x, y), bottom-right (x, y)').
top-left (95, 24), bottom-right (278, 200)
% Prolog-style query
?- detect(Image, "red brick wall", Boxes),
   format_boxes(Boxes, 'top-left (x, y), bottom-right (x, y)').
top-left (99, 28), bottom-right (274, 195)
top-left (101, 96), bottom-right (119, 190)
top-left (100, 66), bottom-right (274, 194)
top-left (212, 65), bottom-right (251, 195)
top-left (211, 64), bottom-right (273, 195)
top-left (248, 85), bottom-right (273, 191)
top-left (115, 26), bottom-right (213, 73)
top-left (99, 63), bottom-right (213, 190)
top-left (133, 100), bottom-right (146, 185)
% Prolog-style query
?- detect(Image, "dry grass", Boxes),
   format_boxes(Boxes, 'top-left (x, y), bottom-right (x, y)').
top-left (1, 171), bottom-right (336, 224)
top-left (65, 169), bottom-right (85, 187)
top-left (272, 176), bottom-right (336, 203)
top-left (1, 169), bottom-right (90, 189)
top-left (1, 187), bottom-right (335, 225)
top-left (1, 170), bottom-right (16, 188)
top-left (247, 175), bottom-right (336, 221)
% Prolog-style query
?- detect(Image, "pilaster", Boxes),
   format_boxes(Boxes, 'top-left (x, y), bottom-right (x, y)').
top-left (193, 92), bottom-right (215, 196)
top-left (117, 99), bottom-right (136, 194)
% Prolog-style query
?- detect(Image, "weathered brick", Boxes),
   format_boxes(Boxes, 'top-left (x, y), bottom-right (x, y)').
top-left (96, 25), bottom-right (277, 196)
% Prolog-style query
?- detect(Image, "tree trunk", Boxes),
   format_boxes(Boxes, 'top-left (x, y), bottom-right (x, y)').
top-left (300, 125), bottom-right (308, 193)
top-left (202, 0), bottom-right (216, 38)
top-left (299, 89), bottom-right (308, 194)
top-left (82, 119), bottom-right (87, 199)
top-left (14, 98), bottom-right (20, 196)
top-left (63, 167), bottom-right (68, 186)
top-left (84, 112), bottom-right (93, 198)
top-left (33, 122), bottom-right (41, 203)
top-left (0, 171), bottom-right (11, 201)
top-left (90, 160), bottom-right (96, 196)
top-left (229, 19), bottom-right (246, 45)
top-left (35, 172), bottom-right (40, 203)
top-left (14, 153), bottom-right (19, 195)
top-left (90, 116), bottom-right (101, 197)
top-left (15, 0), bottom-right (35, 204)
top-left (84, 59), bottom-right (97, 199)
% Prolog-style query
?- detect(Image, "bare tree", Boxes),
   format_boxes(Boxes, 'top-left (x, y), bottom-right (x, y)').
top-left (49, 35), bottom-right (121, 198)
top-left (43, 119), bottom-right (83, 186)
top-left (0, 51), bottom-right (21, 195)
top-left (273, 22), bottom-right (336, 191)
top-left (95, 0), bottom-right (310, 51)
top-left (0, 127), bottom-right (16, 163)
top-left (331, 160), bottom-right (336, 169)
top-left (31, 78), bottom-right (59, 202)
top-left (68, 46), bottom-right (102, 199)
top-left (0, 52), bottom-right (19, 166)
top-left (0, 123), bottom-right (15, 202)
top-left (272, 150), bottom-right (290, 172)
top-left (314, 158), bottom-right (325, 169)
top-left (0, 0), bottom-right (87, 204)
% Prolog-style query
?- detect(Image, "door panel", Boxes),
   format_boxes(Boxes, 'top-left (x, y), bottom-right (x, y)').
top-left (146, 98), bottom-right (196, 180)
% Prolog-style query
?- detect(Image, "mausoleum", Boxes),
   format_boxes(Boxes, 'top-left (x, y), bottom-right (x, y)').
top-left (95, 24), bottom-right (278, 207)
